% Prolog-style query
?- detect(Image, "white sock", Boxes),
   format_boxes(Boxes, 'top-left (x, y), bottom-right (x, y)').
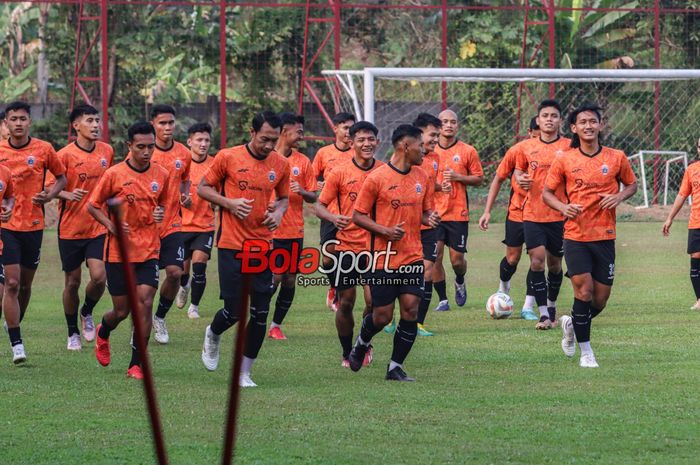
top-left (389, 360), bottom-right (402, 371)
top-left (578, 341), bottom-right (593, 355)
top-left (498, 280), bottom-right (510, 293)
top-left (241, 356), bottom-right (255, 374)
top-left (547, 299), bottom-right (556, 308)
top-left (523, 295), bottom-right (535, 309)
top-left (270, 322), bottom-right (280, 329)
top-left (357, 336), bottom-right (370, 347)
top-left (189, 303), bottom-right (198, 310)
top-left (538, 306), bottom-right (549, 319)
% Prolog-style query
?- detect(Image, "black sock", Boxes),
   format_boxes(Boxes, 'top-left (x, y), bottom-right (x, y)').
top-left (391, 319), bottom-right (418, 365)
top-left (417, 281), bottom-right (433, 324)
top-left (691, 258), bottom-right (700, 298)
top-left (434, 280), bottom-right (447, 301)
top-left (80, 296), bottom-right (99, 317)
top-left (190, 263), bottom-right (207, 306)
top-left (547, 270), bottom-right (564, 302)
top-left (180, 272), bottom-right (190, 288)
top-left (98, 317), bottom-right (116, 339)
top-left (210, 298), bottom-right (241, 335)
top-left (526, 275), bottom-right (534, 300)
top-left (359, 313), bottom-right (381, 345)
top-left (528, 269), bottom-right (547, 307)
top-left (272, 285), bottom-right (295, 326)
top-left (339, 334), bottom-right (353, 359)
top-left (590, 305), bottom-right (603, 319)
top-left (499, 257), bottom-right (517, 282)
top-left (548, 307), bottom-right (557, 322)
top-left (65, 312), bottom-right (80, 337)
top-left (129, 333), bottom-right (148, 368)
top-left (8, 327), bottom-right (22, 347)
top-left (243, 292), bottom-right (272, 359)
top-left (455, 273), bottom-right (465, 285)
top-left (154, 297), bottom-right (174, 319)
top-left (571, 298), bottom-right (592, 343)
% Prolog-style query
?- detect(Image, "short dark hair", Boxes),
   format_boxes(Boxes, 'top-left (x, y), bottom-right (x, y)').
top-left (4, 101), bottom-right (31, 116)
top-left (331, 112), bottom-right (355, 126)
top-left (568, 102), bottom-right (603, 148)
top-left (278, 112), bottom-right (305, 127)
top-left (0, 110), bottom-right (5, 120)
top-left (128, 121), bottom-right (156, 141)
top-left (537, 99), bottom-right (562, 115)
top-left (412, 113), bottom-right (442, 129)
top-left (187, 122), bottom-right (212, 136)
top-left (349, 121), bottom-right (378, 138)
top-left (251, 111), bottom-right (282, 132)
top-left (69, 104), bottom-right (99, 123)
top-left (529, 116), bottom-right (540, 131)
top-left (391, 124), bottom-right (423, 147)
top-left (150, 104), bottom-right (176, 120)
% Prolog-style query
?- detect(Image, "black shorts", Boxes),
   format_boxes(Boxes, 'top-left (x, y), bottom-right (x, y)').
top-left (1, 230), bottom-right (43, 270)
top-left (369, 263), bottom-right (425, 307)
top-left (564, 239), bottom-right (615, 286)
top-left (320, 219), bottom-right (338, 245)
top-left (58, 235), bottom-right (106, 272)
top-left (159, 232), bottom-right (185, 269)
top-left (524, 221), bottom-right (564, 257)
top-left (421, 229), bottom-right (438, 262)
top-left (106, 259), bottom-right (160, 296)
top-left (182, 231), bottom-right (215, 260)
top-left (436, 221), bottom-right (468, 253)
top-left (325, 253), bottom-right (368, 291)
top-left (272, 238), bottom-right (304, 271)
top-left (688, 229), bottom-right (700, 254)
top-left (502, 219), bottom-right (525, 248)
top-left (218, 248), bottom-right (275, 300)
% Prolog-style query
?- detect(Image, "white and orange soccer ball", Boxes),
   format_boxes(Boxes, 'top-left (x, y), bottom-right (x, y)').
top-left (486, 292), bottom-right (514, 319)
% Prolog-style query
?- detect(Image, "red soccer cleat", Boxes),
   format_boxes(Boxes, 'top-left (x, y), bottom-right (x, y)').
top-left (94, 324), bottom-right (111, 367)
top-left (126, 365), bottom-right (144, 379)
top-left (362, 345), bottom-right (374, 367)
top-left (326, 288), bottom-right (338, 312)
top-left (268, 326), bottom-right (287, 340)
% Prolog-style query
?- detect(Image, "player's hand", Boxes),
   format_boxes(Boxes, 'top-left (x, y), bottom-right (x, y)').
top-left (560, 203), bottom-right (583, 219)
top-left (384, 222), bottom-right (405, 241)
top-left (32, 190), bottom-right (50, 205)
top-left (478, 212), bottom-right (490, 231)
top-left (333, 215), bottom-right (351, 230)
top-left (427, 211), bottom-right (440, 229)
top-left (262, 210), bottom-right (282, 231)
top-left (441, 181), bottom-right (452, 193)
top-left (0, 205), bottom-right (12, 222)
top-left (69, 188), bottom-right (88, 202)
top-left (290, 180), bottom-right (301, 194)
top-left (598, 193), bottom-right (623, 210)
top-left (316, 180), bottom-right (325, 191)
top-left (153, 206), bottom-right (165, 223)
top-left (516, 173), bottom-right (533, 191)
top-left (662, 219), bottom-right (673, 236)
top-left (180, 193), bottom-right (193, 209)
top-left (443, 169), bottom-right (456, 183)
top-left (228, 198), bottom-right (254, 220)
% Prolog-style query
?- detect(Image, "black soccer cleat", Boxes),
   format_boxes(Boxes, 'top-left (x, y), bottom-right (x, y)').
top-left (348, 343), bottom-right (368, 372)
top-left (385, 365), bottom-right (415, 382)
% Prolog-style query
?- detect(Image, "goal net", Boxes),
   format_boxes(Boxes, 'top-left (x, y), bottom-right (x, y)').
top-left (322, 68), bottom-right (700, 209)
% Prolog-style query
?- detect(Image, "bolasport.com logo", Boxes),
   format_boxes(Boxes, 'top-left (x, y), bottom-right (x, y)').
top-left (236, 239), bottom-right (424, 287)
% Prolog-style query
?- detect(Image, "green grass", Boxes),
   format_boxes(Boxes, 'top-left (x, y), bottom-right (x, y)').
top-left (1, 222), bottom-right (699, 465)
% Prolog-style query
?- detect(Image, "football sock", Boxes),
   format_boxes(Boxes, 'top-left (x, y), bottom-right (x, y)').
top-left (388, 361), bottom-right (402, 371)
top-left (98, 317), bottom-right (115, 339)
top-left (538, 306), bottom-right (550, 319)
top-left (358, 313), bottom-right (380, 346)
top-left (8, 327), bottom-right (22, 347)
top-left (571, 298), bottom-right (592, 343)
top-left (691, 258), bottom-right (700, 298)
top-left (190, 263), bottom-right (207, 306)
top-left (272, 285), bottom-right (295, 326)
top-left (243, 292), bottom-right (271, 359)
top-left (154, 297), bottom-right (174, 319)
top-left (499, 257), bottom-right (517, 282)
top-left (210, 298), bottom-right (241, 335)
top-left (80, 296), bottom-right (98, 317)
top-left (391, 319), bottom-right (417, 365)
top-left (241, 356), bottom-right (255, 375)
top-left (578, 341), bottom-right (593, 356)
top-left (529, 270), bottom-right (547, 307)
top-left (547, 270), bottom-right (564, 302)
top-left (180, 272), bottom-right (190, 289)
top-left (434, 280), bottom-right (447, 301)
top-left (129, 330), bottom-right (149, 368)
top-left (339, 334), bottom-right (353, 359)
top-left (455, 273), bottom-right (465, 285)
top-left (590, 305), bottom-right (603, 319)
top-left (547, 299), bottom-right (557, 322)
top-left (65, 312), bottom-right (80, 337)
top-left (523, 294), bottom-right (535, 309)
top-left (417, 281), bottom-right (433, 324)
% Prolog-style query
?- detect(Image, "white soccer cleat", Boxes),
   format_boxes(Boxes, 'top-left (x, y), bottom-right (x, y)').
top-left (201, 325), bottom-right (221, 371)
top-left (559, 315), bottom-right (576, 357)
top-left (579, 353), bottom-right (599, 368)
top-left (187, 304), bottom-right (200, 320)
top-left (67, 333), bottom-right (82, 351)
top-left (153, 316), bottom-right (169, 344)
top-left (12, 344), bottom-right (26, 364)
top-left (239, 372), bottom-right (257, 388)
top-left (175, 286), bottom-right (189, 309)
top-left (81, 314), bottom-right (96, 342)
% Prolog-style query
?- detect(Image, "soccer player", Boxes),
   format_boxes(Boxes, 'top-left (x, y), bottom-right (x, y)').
top-left (478, 117), bottom-right (540, 319)
top-left (88, 121), bottom-right (169, 379)
top-left (0, 110), bottom-right (10, 140)
top-left (148, 105), bottom-right (192, 344)
top-left (513, 100), bottom-right (571, 329)
top-left (175, 123), bottom-right (216, 319)
top-left (199, 111), bottom-right (289, 388)
top-left (0, 101), bottom-right (67, 364)
top-left (432, 109), bottom-right (483, 310)
top-left (349, 124), bottom-right (440, 381)
top-left (55, 104), bottom-right (114, 350)
top-left (0, 164), bottom-right (15, 329)
top-left (543, 103), bottom-right (637, 368)
top-left (267, 112), bottom-right (316, 340)
top-left (311, 112), bottom-right (356, 312)
top-left (316, 121), bottom-right (383, 366)
top-left (662, 136), bottom-right (700, 309)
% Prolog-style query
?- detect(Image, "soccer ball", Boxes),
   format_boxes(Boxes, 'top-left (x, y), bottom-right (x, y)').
top-left (486, 292), bottom-right (514, 319)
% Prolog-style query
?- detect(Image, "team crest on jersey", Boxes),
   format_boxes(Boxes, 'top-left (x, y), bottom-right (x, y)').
top-left (100, 158), bottom-right (108, 168)
top-left (0, 181), bottom-right (4, 191)
top-left (601, 164), bottom-right (609, 175)
top-left (432, 161), bottom-right (438, 171)
top-left (292, 167), bottom-right (300, 176)
top-left (27, 155), bottom-right (35, 166)
top-left (416, 183), bottom-right (423, 194)
top-left (151, 181), bottom-right (160, 192)
top-left (175, 159), bottom-right (182, 170)
top-left (452, 155), bottom-right (460, 163)
top-left (268, 170), bottom-right (276, 182)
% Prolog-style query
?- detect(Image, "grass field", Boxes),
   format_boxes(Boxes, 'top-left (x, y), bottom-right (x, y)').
top-left (1, 221), bottom-right (699, 465)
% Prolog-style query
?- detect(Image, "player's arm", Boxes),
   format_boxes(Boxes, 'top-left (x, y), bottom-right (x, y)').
top-left (352, 176), bottom-right (405, 241)
top-left (180, 180), bottom-right (193, 209)
top-left (478, 175), bottom-right (506, 231)
top-left (662, 193), bottom-right (689, 236)
top-left (444, 169), bottom-right (483, 186)
top-left (314, 171), bottom-right (350, 228)
top-left (87, 174), bottom-right (120, 234)
top-left (599, 157), bottom-right (638, 210)
top-left (0, 183), bottom-right (15, 222)
top-left (543, 158), bottom-right (582, 219)
top-left (290, 181), bottom-right (317, 203)
top-left (198, 178), bottom-right (254, 219)
top-left (262, 168), bottom-right (290, 231)
top-left (34, 147), bottom-right (68, 205)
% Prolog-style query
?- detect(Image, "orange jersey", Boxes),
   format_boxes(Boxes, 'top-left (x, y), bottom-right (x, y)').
top-left (273, 150), bottom-right (315, 239)
top-left (0, 165), bottom-right (15, 254)
top-left (420, 151), bottom-right (440, 230)
top-left (312, 144), bottom-right (353, 215)
top-left (0, 137), bottom-right (66, 232)
top-left (514, 136), bottom-right (571, 223)
top-left (434, 140), bottom-right (483, 221)
top-left (182, 154), bottom-right (217, 233)
top-left (151, 141), bottom-right (191, 238)
top-left (679, 161), bottom-right (700, 229)
top-left (496, 143), bottom-right (528, 222)
top-left (204, 145), bottom-right (289, 250)
top-left (545, 146), bottom-right (636, 242)
top-left (89, 161), bottom-right (170, 263)
top-left (354, 163), bottom-right (434, 270)
top-left (318, 158), bottom-right (384, 253)
top-left (55, 141), bottom-right (114, 239)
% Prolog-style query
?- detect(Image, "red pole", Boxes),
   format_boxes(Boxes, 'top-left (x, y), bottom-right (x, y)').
top-left (652, 0), bottom-right (661, 203)
top-left (547, 0), bottom-right (556, 98)
top-left (219, 0), bottom-right (228, 148)
top-left (298, 0), bottom-right (312, 114)
top-left (332, 0), bottom-right (341, 69)
top-left (100, 0), bottom-right (109, 142)
top-left (440, 0), bottom-right (448, 110)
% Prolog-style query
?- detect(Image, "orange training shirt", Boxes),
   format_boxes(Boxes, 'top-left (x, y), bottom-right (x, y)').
top-left (496, 142), bottom-right (527, 223)
top-left (182, 154), bottom-right (216, 233)
top-left (420, 151), bottom-right (440, 231)
top-left (273, 149), bottom-right (316, 240)
top-left (679, 161), bottom-right (700, 229)
top-left (0, 165), bottom-right (14, 254)
top-left (435, 140), bottom-right (483, 222)
top-left (312, 144), bottom-right (353, 215)
top-left (151, 141), bottom-right (191, 238)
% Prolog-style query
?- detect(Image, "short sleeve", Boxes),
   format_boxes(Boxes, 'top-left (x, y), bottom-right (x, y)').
top-left (204, 151), bottom-right (229, 186)
top-left (275, 160), bottom-right (290, 199)
top-left (544, 157), bottom-right (565, 192)
top-left (513, 145), bottom-right (529, 172)
top-left (617, 153), bottom-right (637, 186)
top-left (318, 170), bottom-right (340, 206)
top-left (312, 151), bottom-right (324, 180)
top-left (422, 172), bottom-right (435, 212)
top-left (354, 174), bottom-right (379, 215)
top-left (467, 147), bottom-right (484, 176)
top-left (89, 170), bottom-right (113, 210)
top-left (680, 169), bottom-right (691, 197)
top-left (497, 147), bottom-right (518, 180)
top-left (47, 145), bottom-right (66, 177)
top-left (181, 151), bottom-right (191, 182)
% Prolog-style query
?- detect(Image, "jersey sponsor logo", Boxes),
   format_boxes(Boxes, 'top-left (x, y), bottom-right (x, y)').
top-left (101, 158), bottom-right (108, 168)
top-left (27, 155), bottom-right (35, 166)
top-left (574, 178), bottom-right (584, 188)
top-left (175, 159), bottom-right (182, 170)
top-left (268, 170), bottom-right (277, 182)
top-left (388, 185), bottom-right (399, 191)
top-left (238, 180), bottom-right (248, 191)
top-left (601, 164), bottom-right (609, 175)
top-left (452, 155), bottom-right (460, 163)
top-left (78, 173), bottom-right (88, 182)
top-left (151, 181), bottom-right (160, 192)
top-left (292, 166), bottom-right (300, 176)
top-left (348, 192), bottom-right (357, 201)
top-left (530, 161), bottom-right (539, 171)
top-left (391, 199), bottom-right (418, 209)
top-left (126, 194), bottom-right (136, 204)
top-left (415, 183), bottom-right (423, 194)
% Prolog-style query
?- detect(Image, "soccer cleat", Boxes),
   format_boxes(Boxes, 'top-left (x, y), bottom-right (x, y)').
top-left (2, 320), bottom-right (7, 334)
top-left (362, 345), bottom-right (374, 367)
top-left (268, 326), bottom-right (287, 340)
top-left (67, 333), bottom-right (82, 351)
top-left (385, 364), bottom-right (415, 382)
top-left (417, 323), bottom-right (434, 337)
top-left (691, 302), bottom-right (700, 310)
top-left (12, 344), bottom-right (27, 364)
top-left (341, 358), bottom-right (351, 369)
top-left (187, 304), bottom-right (200, 320)
top-left (383, 319), bottom-right (396, 334)
top-left (175, 286), bottom-right (189, 309)
top-left (81, 314), bottom-right (95, 342)
top-left (201, 325), bottom-right (221, 371)
top-left (153, 316), bottom-right (169, 344)
top-left (239, 372), bottom-right (257, 388)
top-left (535, 318), bottom-right (552, 330)
top-left (127, 365), bottom-right (144, 379)
top-left (559, 315), bottom-right (576, 357)
top-left (434, 300), bottom-right (450, 312)
top-left (95, 325), bottom-right (111, 366)
top-left (348, 342), bottom-right (368, 372)
top-left (455, 282), bottom-right (467, 307)
top-left (579, 353), bottom-right (599, 368)
top-left (326, 288), bottom-right (337, 312)
top-left (520, 308), bottom-right (538, 321)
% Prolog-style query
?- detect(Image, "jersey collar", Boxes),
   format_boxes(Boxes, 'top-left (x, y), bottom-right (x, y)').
top-left (245, 143), bottom-right (267, 161)
top-left (578, 146), bottom-right (603, 158)
top-left (539, 135), bottom-right (560, 145)
top-left (191, 154), bottom-right (209, 164)
top-left (155, 141), bottom-right (174, 152)
top-left (8, 136), bottom-right (31, 150)
top-left (438, 139), bottom-right (459, 150)
top-left (75, 140), bottom-right (97, 153)
top-left (388, 161), bottom-right (410, 175)
top-left (126, 159), bottom-right (151, 173)
top-left (352, 157), bottom-right (375, 171)
top-left (334, 143), bottom-right (351, 152)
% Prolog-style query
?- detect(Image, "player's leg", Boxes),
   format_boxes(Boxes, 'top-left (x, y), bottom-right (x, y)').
top-left (335, 285), bottom-right (357, 366)
top-left (240, 266), bottom-right (275, 387)
top-left (432, 224), bottom-right (450, 311)
top-left (16, 230), bottom-right (43, 323)
top-left (386, 292), bottom-right (421, 381)
top-left (127, 280), bottom-right (158, 379)
top-left (499, 246), bottom-right (521, 294)
top-left (63, 267), bottom-right (83, 350)
top-left (527, 245), bottom-right (550, 329)
top-left (176, 233), bottom-right (194, 309)
top-left (687, 230), bottom-right (700, 309)
top-left (18, 266), bottom-right (37, 323)
top-left (444, 221), bottom-right (468, 307)
top-left (416, 229), bottom-right (437, 336)
top-left (0, 263), bottom-right (4, 318)
top-left (320, 221), bottom-right (339, 312)
top-left (502, 219), bottom-right (536, 315)
top-left (96, 261), bottom-right (135, 367)
top-left (81, 256), bottom-right (107, 342)
top-left (544, 221), bottom-right (565, 324)
top-left (588, 240), bottom-right (616, 323)
top-left (187, 250), bottom-right (209, 319)
top-left (2, 263), bottom-right (25, 363)
top-left (269, 238), bottom-right (301, 339)
top-left (153, 233), bottom-right (185, 343)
